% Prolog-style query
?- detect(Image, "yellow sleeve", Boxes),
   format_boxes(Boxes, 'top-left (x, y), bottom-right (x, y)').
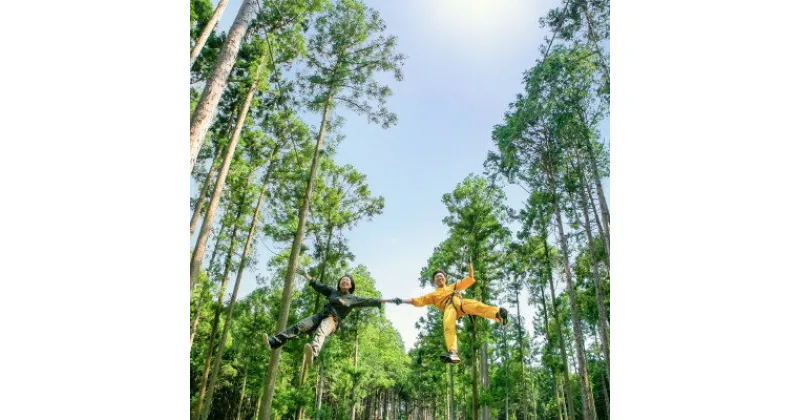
top-left (410, 292), bottom-right (435, 307)
top-left (454, 275), bottom-right (475, 291)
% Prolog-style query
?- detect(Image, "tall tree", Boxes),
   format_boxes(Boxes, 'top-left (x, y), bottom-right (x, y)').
top-left (190, 0), bottom-right (259, 172)
top-left (190, 3), bottom-right (315, 290)
top-left (258, 1), bottom-right (403, 418)
top-left (191, 0), bottom-right (232, 68)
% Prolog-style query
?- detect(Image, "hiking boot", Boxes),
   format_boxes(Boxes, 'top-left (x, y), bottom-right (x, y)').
top-left (497, 308), bottom-right (509, 326)
top-left (439, 351), bottom-right (461, 364)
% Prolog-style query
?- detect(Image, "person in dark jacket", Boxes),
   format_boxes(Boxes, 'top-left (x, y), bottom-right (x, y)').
top-left (264, 269), bottom-right (400, 364)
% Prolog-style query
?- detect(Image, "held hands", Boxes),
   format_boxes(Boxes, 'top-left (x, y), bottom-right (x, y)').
top-left (379, 298), bottom-right (403, 305)
top-left (295, 267), bottom-right (312, 281)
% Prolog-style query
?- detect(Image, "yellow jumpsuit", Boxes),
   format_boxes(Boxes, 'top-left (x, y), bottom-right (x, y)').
top-left (410, 275), bottom-right (501, 353)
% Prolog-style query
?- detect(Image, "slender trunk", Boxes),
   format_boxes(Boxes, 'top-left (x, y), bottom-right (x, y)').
top-left (200, 165), bottom-right (273, 420)
top-left (470, 317), bottom-right (478, 420)
top-left (313, 226), bottom-right (335, 312)
top-left (541, 234), bottom-right (576, 420)
top-left (190, 0), bottom-right (231, 68)
top-left (515, 291), bottom-right (528, 420)
top-left (350, 333), bottom-right (360, 420)
top-left (383, 389), bottom-right (389, 419)
top-left (502, 325), bottom-right (509, 420)
top-left (537, 284), bottom-right (566, 420)
top-left (235, 371), bottom-right (248, 420)
top-left (553, 377), bottom-right (564, 420)
top-left (549, 190), bottom-right (594, 420)
top-left (189, 213), bottom-right (230, 348)
top-left (259, 88), bottom-right (336, 420)
top-left (480, 343), bottom-right (489, 420)
top-left (193, 196), bottom-right (247, 420)
top-left (190, 104), bottom-right (238, 246)
top-left (575, 152), bottom-right (609, 268)
top-left (579, 4), bottom-right (609, 86)
top-left (191, 145), bottom-right (224, 239)
top-left (189, 0), bottom-right (257, 172)
top-left (315, 358), bottom-right (325, 420)
top-left (350, 327), bottom-right (360, 420)
top-left (190, 276), bottom-right (212, 348)
top-left (576, 115), bottom-right (610, 240)
top-left (593, 328), bottom-right (610, 420)
top-left (569, 161), bottom-right (610, 375)
top-left (254, 392), bottom-right (263, 420)
top-left (190, 42), bottom-right (268, 288)
top-left (449, 364), bottom-right (454, 420)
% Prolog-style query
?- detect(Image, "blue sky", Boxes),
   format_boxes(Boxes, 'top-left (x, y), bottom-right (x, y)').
top-left (202, 0), bottom-right (610, 351)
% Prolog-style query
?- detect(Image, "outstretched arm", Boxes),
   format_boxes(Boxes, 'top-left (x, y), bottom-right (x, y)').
top-left (454, 261), bottom-right (476, 291)
top-left (296, 268), bottom-right (335, 297)
top-left (343, 294), bottom-right (383, 308)
top-left (397, 292), bottom-right (435, 307)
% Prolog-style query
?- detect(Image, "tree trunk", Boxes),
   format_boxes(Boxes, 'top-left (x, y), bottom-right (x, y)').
top-left (549, 192), bottom-right (594, 420)
top-left (189, 43), bottom-right (269, 289)
top-left (350, 326), bottom-right (360, 420)
top-left (541, 235), bottom-right (576, 420)
top-left (235, 371), bottom-right (248, 420)
top-left (480, 343), bottom-right (489, 420)
top-left (193, 196), bottom-right (247, 420)
top-left (449, 364), bottom-right (454, 420)
top-left (515, 290), bottom-right (528, 420)
top-left (190, 275), bottom-right (212, 348)
top-left (200, 169), bottom-right (271, 420)
top-left (470, 317), bottom-right (479, 420)
top-left (190, 0), bottom-right (231, 68)
top-left (315, 358), bottom-right (326, 420)
top-left (578, 3), bottom-right (610, 86)
top-left (189, 212), bottom-right (230, 348)
top-left (569, 162), bottom-right (610, 375)
top-left (254, 391), bottom-right (263, 420)
top-left (583, 171), bottom-right (609, 267)
top-left (502, 325), bottom-right (509, 420)
top-left (313, 226), bottom-right (335, 312)
top-left (259, 90), bottom-right (335, 420)
top-left (191, 145), bottom-right (224, 239)
top-left (575, 152), bottom-right (609, 268)
top-left (593, 328), bottom-right (610, 420)
top-left (190, 0), bottom-right (257, 172)
top-left (553, 377), bottom-right (564, 420)
top-left (190, 103), bottom-right (238, 246)
top-left (576, 116), bottom-right (610, 241)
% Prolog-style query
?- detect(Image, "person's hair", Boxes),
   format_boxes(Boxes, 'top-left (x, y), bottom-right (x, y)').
top-left (338, 274), bottom-right (355, 293)
top-left (431, 270), bottom-right (446, 283)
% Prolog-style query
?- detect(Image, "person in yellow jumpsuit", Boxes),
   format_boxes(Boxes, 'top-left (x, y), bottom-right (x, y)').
top-left (399, 262), bottom-right (508, 363)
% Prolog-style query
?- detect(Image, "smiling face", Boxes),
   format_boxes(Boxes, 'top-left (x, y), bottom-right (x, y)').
top-left (337, 276), bottom-right (353, 293)
top-left (432, 270), bottom-right (447, 288)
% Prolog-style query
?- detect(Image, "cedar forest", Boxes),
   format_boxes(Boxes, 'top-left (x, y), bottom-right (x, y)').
top-left (189, 1), bottom-right (610, 420)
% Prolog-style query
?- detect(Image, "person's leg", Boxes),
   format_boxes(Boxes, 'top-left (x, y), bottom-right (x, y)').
top-left (460, 299), bottom-right (503, 322)
top-left (442, 304), bottom-right (458, 353)
top-left (309, 315), bottom-right (337, 358)
top-left (267, 313), bottom-right (323, 349)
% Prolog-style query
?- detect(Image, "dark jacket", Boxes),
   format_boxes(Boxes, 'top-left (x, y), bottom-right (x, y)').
top-left (309, 280), bottom-right (382, 326)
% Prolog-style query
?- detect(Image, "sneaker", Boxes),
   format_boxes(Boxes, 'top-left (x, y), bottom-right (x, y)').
top-left (497, 308), bottom-right (509, 326)
top-left (439, 352), bottom-right (461, 364)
